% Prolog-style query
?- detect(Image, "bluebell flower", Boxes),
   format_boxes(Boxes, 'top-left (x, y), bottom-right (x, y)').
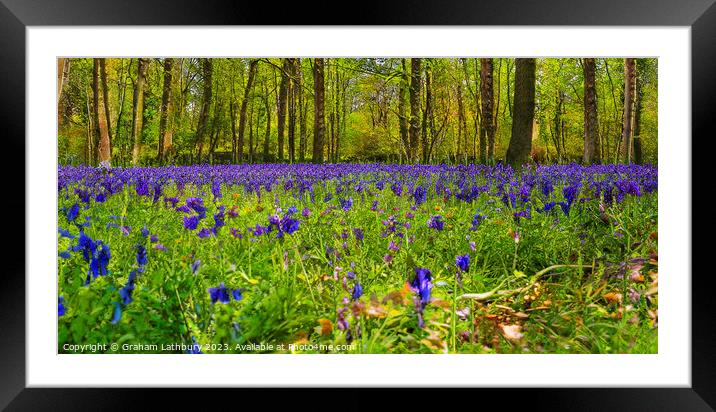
top-left (352, 228), bottom-right (364, 241)
top-left (183, 215), bottom-right (199, 231)
top-left (339, 197), bottom-right (353, 212)
top-left (191, 260), bottom-right (201, 274)
top-left (67, 203), bottom-right (80, 221)
top-left (413, 185), bottom-right (427, 205)
top-left (197, 228), bottom-right (213, 238)
top-left (187, 337), bottom-right (203, 354)
top-left (232, 288), bottom-right (244, 301)
top-left (411, 267), bottom-right (433, 305)
top-left (136, 244), bottom-right (148, 267)
top-left (58, 228), bottom-right (75, 239)
top-left (208, 283), bottom-right (231, 304)
top-left (141, 226), bottom-right (149, 237)
top-left (456, 254), bottom-right (470, 273)
top-left (110, 302), bottom-right (122, 324)
top-left (58, 296), bottom-right (65, 317)
top-left (59, 251), bottom-right (71, 259)
top-left (427, 215), bottom-right (444, 231)
top-left (351, 283), bottom-right (363, 300)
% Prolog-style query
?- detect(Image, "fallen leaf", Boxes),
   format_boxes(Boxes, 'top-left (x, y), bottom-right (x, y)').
top-left (603, 292), bottom-right (623, 304)
top-left (499, 324), bottom-right (524, 343)
top-left (316, 319), bottom-right (333, 336)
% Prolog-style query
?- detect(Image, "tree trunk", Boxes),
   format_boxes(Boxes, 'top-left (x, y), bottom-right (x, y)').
top-left (505, 58), bottom-right (536, 169)
top-left (288, 58), bottom-right (297, 163)
top-left (276, 58), bottom-right (289, 162)
top-left (408, 58), bottom-right (422, 163)
top-left (633, 59), bottom-right (645, 164)
top-left (158, 58), bottom-right (174, 164)
top-left (422, 60), bottom-right (433, 163)
top-left (297, 59), bottom-right (307, 162)
top-left (93, 59), bottom-right (112, 166)
top-left (398, 59), bottom-right (410, 162)
top-left (619, 58), bottom-right (636, 163)
top-left (312, 58), bottom-right (325, 163)
top-left (195, 58), bottom-right (213, 164)
top-left (131, 58), bottom-right (148, 166)
top-left (263, 81), bottom-right (271, 162)
top-left (480, 58), bottom-right (494, 164)
top-left (582, 58), bottom-right (600, 164)
top-left (99, 59), bottom-right (113, 160)
top-left (238, 59), bottom-right (258, 163)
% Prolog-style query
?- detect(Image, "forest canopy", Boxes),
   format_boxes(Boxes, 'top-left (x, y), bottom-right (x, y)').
top-left (57, 57), bottom-right (657, 167)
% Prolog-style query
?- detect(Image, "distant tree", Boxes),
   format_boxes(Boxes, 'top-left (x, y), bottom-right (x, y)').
top-left (312, 58), bottom-right (325, 163)
top-left (158, 58), bottom-right (174, 164)
top-left (582, 58), bottom-right (600, 164)
top-left (238, 59), bottom-right (258, 163)
top-left (195, 58), bottom-right (213, 164)
top-left (505, 58), bottom-right (536, 169)
top-left (408, 58), bottom-right (422, 163)
top-left (618, 58), bottom-right (636, 163)
top-left (93, 58), bottom-right (111, 166)
top-left (277, 58), bottom-right (290, 162)
top-left (633, 58), bottom-right (646, 164)
top-left (398, 59), bottom-right (410, 162)
top-left (131, 58), bottom-right (148, 166)
top-left (480, 58), bottom-right (494, 164)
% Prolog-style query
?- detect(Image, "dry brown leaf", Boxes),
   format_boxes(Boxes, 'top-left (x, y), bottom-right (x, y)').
top-left (499, 324), bottom-right (524, 343)
top-left (317, 319), bottom-right (333, 336)
top-left (603, 292), bottom-right (623, 304)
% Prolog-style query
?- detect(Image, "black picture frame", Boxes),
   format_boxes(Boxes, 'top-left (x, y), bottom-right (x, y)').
top-left (3, 0), bottom-right (713, 409)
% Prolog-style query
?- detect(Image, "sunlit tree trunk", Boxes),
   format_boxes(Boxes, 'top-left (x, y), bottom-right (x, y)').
top-left (263, 79), bottom-right (271, 162)
top-left (480, 58), bottom-right (494, 164)
top-left (131, 58), bottom-right (148, 166)
top-left (237, 59), bottom-right (258, 163)
top-left (288, 58), bottom-right (297, 163)
top-left (158, 58), bottom-right (174, 164)
top-left (422, 60), bottom-right (433, 163)
top-left (398, 59), bottom-right (410, 163)
top-left (505, 58), bottom-right (536, 169)
top-left (312, 58), bottom-right (325, 163)
top-left (195, 58), bottom-right (213, 164)
top-left (297, 59), bottom-right (307, 163)
top-left (409, 58), bottom-right (421, 163)
top-left (93, 58), bottom-right (112, 166)
top-left (582, 58), bottom-right (600, 164)
top-left (276, 58), bottom-right (289, 162)
top-left (619, 58), bottom-right (636, 163)
top-left (633, 59), bottom-right (645, 165)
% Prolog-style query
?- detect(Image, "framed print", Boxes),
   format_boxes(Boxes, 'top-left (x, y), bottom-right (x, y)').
top-left (3, 0), bottom-right (714, 409)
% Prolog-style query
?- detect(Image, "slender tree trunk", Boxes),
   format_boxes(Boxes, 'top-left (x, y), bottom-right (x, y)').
top-left (456, 81), bottom-right (465, 163)
top-left (158, 58), bottom-right (174, 164)
top-left (297, 59), bottom-right (307, 162)
top-left (422, 60), bottom-right (433, 163)
top-left (131, 58), bottom-right (148, 166)
top-left (582, 58), bottom-right (600, 164)
top-left (633, 59), bottom-right (645, 164)
top-left (397, 59), bottom-right (410, 162)
top-left (195, 58), bottom-right (213, 164)
top-left (57, 58), bottom-right (68, 104)
top-left (408, 58), bottom-right (422, 163)
top-left (288, 58), bottom-right (297, 163)
top-left (480, 58), bottom-right (494, 164)
top-left (619, 58), bottom-right (636, 163)
top-left (263, 81), bottom-right (271, 162)
top-left (86, 84), bottom-right (96, 166)
top-left (276, 58), bottom-right (289, 162)
top-left (237, 59), bottom-right (258, 163)
top-left (248, 95), bottom-right (254, 164)
top-left (99, 59), bottom-right (113, 159)
top-left (312, 58), bottom-right (325, 163)
top-left (505, 58), bottom-right (536, 169)
top-left (93, 59), bottom-right (112, 166)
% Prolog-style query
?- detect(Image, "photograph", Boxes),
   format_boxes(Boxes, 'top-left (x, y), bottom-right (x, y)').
top-left (56, 56), bottom-right (658, 355)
